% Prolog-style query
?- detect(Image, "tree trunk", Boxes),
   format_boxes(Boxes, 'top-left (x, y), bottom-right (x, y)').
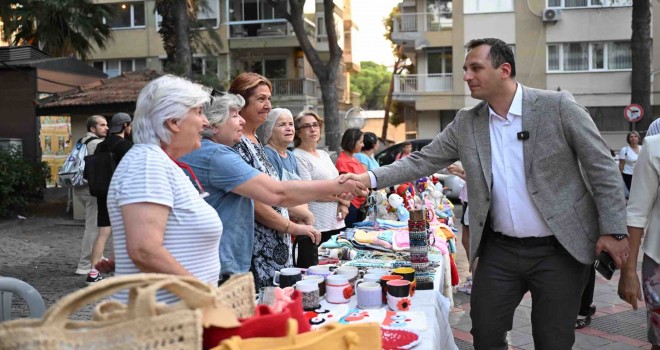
top-left (174, 0), bottom-right (192, 78)
top-left (382, 55), bottom-right (404, 141)
top-left (319, 75), bottom-right (341, 152)
top-left (284, 0), bottom-right (343, 152)
top-left (156, 0), bottom-right (176, 66)
top-left (631, 0), bottom-right (651, 132)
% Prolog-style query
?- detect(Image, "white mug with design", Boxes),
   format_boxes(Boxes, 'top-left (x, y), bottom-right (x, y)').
top-left (325, 274), bottom-right (352, 304)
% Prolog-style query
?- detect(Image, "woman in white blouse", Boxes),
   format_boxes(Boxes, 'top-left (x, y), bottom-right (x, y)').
top-left (619, 131), bottom-right (642, 194)
top-left (619, 128), bottom-right (660, 349)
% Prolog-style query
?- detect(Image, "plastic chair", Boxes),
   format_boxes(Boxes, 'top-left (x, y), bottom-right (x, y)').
top-left (0, 277), bottom-right (45, 321)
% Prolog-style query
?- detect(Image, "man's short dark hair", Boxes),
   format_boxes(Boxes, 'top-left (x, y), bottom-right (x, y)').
top-left (466, 38), bottom-right (516, 78)
top-left (341, 128), bottom-right (364, 153)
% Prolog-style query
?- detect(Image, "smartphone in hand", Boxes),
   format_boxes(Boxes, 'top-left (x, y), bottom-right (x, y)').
top-left (594, 251), bottom-right (616, 280)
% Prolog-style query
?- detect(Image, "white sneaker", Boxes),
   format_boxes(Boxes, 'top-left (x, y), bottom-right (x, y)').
top-left (75, 267), bottom-right (90, 275)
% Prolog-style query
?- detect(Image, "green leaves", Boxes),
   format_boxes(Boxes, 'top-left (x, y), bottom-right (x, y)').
top-left (0, 146), bottom-right (50, 217)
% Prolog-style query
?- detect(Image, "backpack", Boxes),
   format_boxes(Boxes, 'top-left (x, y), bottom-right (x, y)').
top-left (85, 139), bottom-right (123, 197)
top-left (58, 137), bottom-right (98, 188)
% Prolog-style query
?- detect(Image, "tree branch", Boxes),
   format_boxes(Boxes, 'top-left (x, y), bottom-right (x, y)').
top-left (288, 0), bottom-right (323, 74)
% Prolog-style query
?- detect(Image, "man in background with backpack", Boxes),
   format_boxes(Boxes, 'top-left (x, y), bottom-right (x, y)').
top-left (74, 115), bottom-right (107, 276)
top-left (86, 112), bottom-right (133, 284)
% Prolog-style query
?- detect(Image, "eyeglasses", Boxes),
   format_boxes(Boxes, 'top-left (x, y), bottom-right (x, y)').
top-left (298, 123), bottom-right (320, 131)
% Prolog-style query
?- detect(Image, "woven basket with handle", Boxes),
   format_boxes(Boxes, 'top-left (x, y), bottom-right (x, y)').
top-left (0, 273), bottom-right (242, 350)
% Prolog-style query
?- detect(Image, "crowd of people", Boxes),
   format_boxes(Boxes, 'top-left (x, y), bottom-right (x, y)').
top-left (71, 37), bottom-right (658, 350)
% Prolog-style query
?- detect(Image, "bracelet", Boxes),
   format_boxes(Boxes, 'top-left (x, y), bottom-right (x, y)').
top-left (284, 220), bottom-right (290, 234)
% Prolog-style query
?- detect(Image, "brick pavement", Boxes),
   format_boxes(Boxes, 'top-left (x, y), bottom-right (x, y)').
top-left (450, 205), bottom-right (652, 349)
top-left (0, 210), bottom-right (106, 320)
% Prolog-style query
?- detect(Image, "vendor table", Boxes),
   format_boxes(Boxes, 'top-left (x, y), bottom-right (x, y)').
top-left (314, 289), bottom-right (458, 350)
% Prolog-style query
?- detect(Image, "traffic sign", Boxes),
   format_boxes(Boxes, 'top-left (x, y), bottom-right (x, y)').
top-left (624, 104), bottom-right (644, 123)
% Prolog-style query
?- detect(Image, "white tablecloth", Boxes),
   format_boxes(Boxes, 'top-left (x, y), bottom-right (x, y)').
top-left (315, 290), bottom-right (457, 350)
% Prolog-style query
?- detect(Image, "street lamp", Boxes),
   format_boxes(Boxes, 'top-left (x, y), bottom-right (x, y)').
top-left (344, 106), bottom-right (366, 129)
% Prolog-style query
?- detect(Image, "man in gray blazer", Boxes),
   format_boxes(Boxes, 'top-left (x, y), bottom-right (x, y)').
top-left (341, 38), bottom-right (630, 349)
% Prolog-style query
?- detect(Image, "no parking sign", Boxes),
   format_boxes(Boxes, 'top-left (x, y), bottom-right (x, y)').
top-left (624, 104), bottom-right (644, 123)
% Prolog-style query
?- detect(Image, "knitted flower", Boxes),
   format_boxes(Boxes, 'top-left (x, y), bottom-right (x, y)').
top-left (343, 286), bottom-right (354, 299)
top-left (397, 297), bottom-right (411, 311)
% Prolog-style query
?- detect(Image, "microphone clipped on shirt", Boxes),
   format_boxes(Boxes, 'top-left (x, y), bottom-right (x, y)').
top-left (517, 131), bottom-right (530, 141)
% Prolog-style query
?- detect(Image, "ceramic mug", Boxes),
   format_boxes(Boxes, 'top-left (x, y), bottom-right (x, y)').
top-left (335, 265), bottom-right (359, 287)
top-left (357, 282), bottom-right (382, 309)
top-left (273, 267), bottom-right (302, 288)
top-left (325, 274), bottom-right (353, 304)
top-left (386, 280), bottom-right (412, 311)
top-left (295, 280), bottom-right (320, 311)
top-left (392, 267), bottom-right (416, 296)
top-left (306, 265), bottom-right (333, 278)
top-left (354, 273), bottom-right (382, 289)
top-left (302, 275), bottom-right (326, 297)
top-left (379, 275), bottom-right (403, 303)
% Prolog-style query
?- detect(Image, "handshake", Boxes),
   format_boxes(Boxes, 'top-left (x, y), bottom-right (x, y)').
top-left (334, 173), bottom-right (372, 200)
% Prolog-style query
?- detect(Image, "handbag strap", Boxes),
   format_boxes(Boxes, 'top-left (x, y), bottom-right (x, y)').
top-left (129, 277), bottom-right (215, 317)
top-left (43, 274), bottom-right (209, 327)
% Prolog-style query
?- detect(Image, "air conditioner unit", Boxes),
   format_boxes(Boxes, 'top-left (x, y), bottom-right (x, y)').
top-left (542, 8), bottom-right (562, 22)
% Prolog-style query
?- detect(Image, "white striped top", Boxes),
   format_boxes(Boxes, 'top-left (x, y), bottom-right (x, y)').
top-left (108, 144), bottom-right (222, 303)
top-left (294, 149), bottom-right (345, 232)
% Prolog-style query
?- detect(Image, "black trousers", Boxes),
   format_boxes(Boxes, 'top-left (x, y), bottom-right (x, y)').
top-left (470, 230), bottom-right (590, 350)
top-left (579, 267), bottom-right (596, 316)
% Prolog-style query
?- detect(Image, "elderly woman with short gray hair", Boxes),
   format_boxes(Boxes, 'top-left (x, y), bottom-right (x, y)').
top-left (108, 75), bottom-right (221, 303)
top-left (181, 94), bottom-right (367, 283)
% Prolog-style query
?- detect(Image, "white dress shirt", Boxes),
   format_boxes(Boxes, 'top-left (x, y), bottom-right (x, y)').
top-left (488, 84), bottom-right (553, 238)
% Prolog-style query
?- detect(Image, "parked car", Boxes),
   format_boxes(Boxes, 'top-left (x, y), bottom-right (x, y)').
top-left (374, 139), bottom-right (464, 201)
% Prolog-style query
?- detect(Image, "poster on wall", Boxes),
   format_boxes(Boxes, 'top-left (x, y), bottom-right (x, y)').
top-left (40, 116), bottom-right (71, 187)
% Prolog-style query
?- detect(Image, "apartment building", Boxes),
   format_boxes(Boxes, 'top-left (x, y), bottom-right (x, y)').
top-left (390, 0), bottom-right (655, 150)
top-left (88, 0), bottom-right (357, 116)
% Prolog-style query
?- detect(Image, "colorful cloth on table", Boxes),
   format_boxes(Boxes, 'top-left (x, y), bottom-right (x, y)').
top-left (449, 254), bottom-right (459, 286)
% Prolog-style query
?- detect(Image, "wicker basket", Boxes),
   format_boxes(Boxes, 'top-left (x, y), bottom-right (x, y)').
top-left (216, 273), bottom-right (256, 319)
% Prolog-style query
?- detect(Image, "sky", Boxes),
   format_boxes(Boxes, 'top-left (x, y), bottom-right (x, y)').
top-left (351, 0), bottom-right (402, 68)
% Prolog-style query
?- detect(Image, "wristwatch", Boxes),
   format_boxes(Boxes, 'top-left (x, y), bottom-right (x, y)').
top-left (610, 234), bottom-right (628, 240)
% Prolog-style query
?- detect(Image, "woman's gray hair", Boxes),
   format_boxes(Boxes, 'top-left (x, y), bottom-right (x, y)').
top-left (201, 94), bottom-right (245, 138)
top-left (132, 75), bottom-right (210, 145)
top-left (257, 108), bottom-right (293, 145)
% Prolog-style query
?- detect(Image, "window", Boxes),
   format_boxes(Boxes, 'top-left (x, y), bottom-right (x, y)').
top-left (192, 56), bottom-right (219, 76)
top-left (92, 58), bottom-right (147, 78)
top-left (157, 0), bottom-right (219, 28)
top-left (197, 0), bottom-right (219, 27)
top-left (105, 2), bottom-right (145, 29)
top-left (547, 42), bottom-right (631, 72)
top-left (547, 0), bottom-right (631, 8)
top-left (464, 0), bottom-right (513, 13)
top-left (230, 0), bottom-right (287, 22)
top-left (427, 47), bottom-right (453, 74)
top-left (243, 58), bottom-right (286, 79)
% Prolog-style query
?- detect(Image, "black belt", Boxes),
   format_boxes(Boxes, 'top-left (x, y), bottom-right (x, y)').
top-left (489, 230), bottom-right (558, 247)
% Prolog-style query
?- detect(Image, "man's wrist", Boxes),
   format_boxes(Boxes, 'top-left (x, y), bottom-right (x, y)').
top-left (609, 234), bottom-right (627, 241)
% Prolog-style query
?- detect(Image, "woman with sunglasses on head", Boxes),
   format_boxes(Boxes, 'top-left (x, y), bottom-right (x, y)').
top-left (293, 110), bottom-right (351, 266)
top-left (227, 73), bottom-right (365, 289)
top-left (181, 97), bottom-right (363, 280)
top-left (107, 75), bottom-right (221, 303)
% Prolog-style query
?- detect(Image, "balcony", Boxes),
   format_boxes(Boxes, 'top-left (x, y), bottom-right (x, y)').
top-left (228, 18), bottom-right (316, 39)
top-left (271, 78), bottom-right (317, 97)
top-left (393, 11), bottom-right (453, 33)
top-left (393, 74), bottom-right (453, 95)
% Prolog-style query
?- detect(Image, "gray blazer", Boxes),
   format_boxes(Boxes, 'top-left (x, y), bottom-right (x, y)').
top-left (373, 85), bottom-right (627, 266)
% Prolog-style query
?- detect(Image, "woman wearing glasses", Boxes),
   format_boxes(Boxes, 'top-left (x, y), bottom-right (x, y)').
top-left (294, 111), bottom-right (350, 245)
top-left (107, 75), bottom-right (221, 303)
top-left (226, 73), bottom-right (364, 289)
top-left (181, 96), bottom-right (363, 282)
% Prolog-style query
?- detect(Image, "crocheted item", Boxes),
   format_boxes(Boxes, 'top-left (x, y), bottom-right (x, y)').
top-left (381, 327), bottom-right (421, 350)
